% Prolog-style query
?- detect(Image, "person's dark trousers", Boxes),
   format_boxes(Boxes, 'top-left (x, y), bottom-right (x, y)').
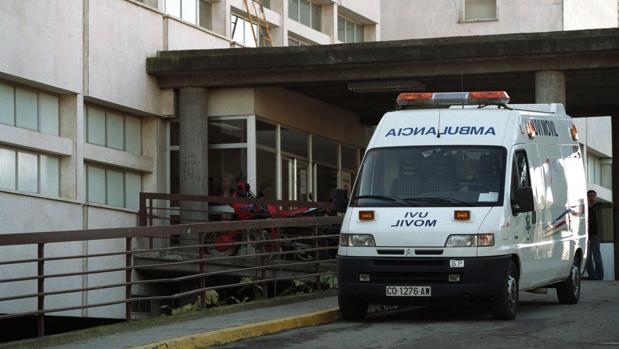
top-left (585, 235), bottom-right (605, 280)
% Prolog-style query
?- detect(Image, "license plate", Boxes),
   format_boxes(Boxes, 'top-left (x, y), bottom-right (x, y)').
top-left (385, 286), bottom-right (431, 297)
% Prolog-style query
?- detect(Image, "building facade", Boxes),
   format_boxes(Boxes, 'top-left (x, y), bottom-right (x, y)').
top-left (0, 0), bottom-right (378, 319)
top-left (0, 0), bottom-right (616, 320)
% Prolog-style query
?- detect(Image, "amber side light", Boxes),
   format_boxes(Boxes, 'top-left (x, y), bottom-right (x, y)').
top-left (454, 210), bottom-right (471, 221)
top-left (359, 211), bottom-right (375, 221)
top-left (570, 125), bottom-right (578, 141)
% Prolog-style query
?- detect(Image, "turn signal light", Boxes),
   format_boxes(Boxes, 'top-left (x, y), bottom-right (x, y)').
top-left (570, 125), bottom-right (578, 141)
top-left (359, 211), bottom-right (375, 221)
top-left (454, 210), bottom-right (471, 221)
top-left (527, 120), bottom-right (536, 139)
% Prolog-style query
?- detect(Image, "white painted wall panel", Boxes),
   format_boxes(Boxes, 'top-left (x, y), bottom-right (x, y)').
top-left (88, 0), bottom-right (163, 115)
top-left (381, 0), bottom-right (563, 40)
top-left (167, 18), bottom-right (232, 50)
top-left (0, 0), bottom-right (82, 92)
top-left (564, 0), bottom-right (618, 30)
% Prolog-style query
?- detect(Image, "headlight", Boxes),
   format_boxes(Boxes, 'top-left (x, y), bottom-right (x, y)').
top-left (340, 234), bottom-right (376, 247)
top-left (445, 234), bottom-right (494, 247)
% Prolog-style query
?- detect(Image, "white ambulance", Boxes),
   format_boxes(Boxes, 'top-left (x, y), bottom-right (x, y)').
top-left (337, 91), bottom-right (588, 320)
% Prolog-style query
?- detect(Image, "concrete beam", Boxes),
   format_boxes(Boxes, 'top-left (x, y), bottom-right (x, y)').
top-left (147, 28), bottom-right (619, 88)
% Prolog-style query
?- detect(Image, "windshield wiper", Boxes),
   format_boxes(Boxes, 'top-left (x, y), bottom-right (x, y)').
top-left (404, 197), bottom-right (474, 207)
top-left (352, 195), bottom-right (416, 206)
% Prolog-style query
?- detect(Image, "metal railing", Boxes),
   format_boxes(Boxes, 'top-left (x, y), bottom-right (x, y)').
top-left (0, 193), bottom-right (342, 337)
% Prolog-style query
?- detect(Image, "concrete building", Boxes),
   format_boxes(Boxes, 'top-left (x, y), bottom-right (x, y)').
top-left (0, 0), bottom-right (616, 321)
top-left (0, 0), bottom-right (379, 320)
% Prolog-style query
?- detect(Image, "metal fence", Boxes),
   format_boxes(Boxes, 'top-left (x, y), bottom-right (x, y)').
top-left (0, 193), bottom-right (342, 337)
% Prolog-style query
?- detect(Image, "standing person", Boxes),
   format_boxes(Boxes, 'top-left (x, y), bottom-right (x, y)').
top-left (585, 190), bottom-right (604, 280)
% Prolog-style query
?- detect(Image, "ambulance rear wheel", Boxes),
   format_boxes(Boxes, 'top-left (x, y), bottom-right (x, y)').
top-left (491, 260), bottom-right (519, 320)
top-left (556, 256), bottom-right (581, 304)
top-left (338, 295), bottom-right (367, 321)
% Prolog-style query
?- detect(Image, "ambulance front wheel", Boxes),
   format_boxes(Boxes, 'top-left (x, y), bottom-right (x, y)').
top-left (491, 260), bottom-right (519, 320)
top-left (338, 295), bottom-right (368, 321)
top-left (556, 255), bottom-right (581, 304)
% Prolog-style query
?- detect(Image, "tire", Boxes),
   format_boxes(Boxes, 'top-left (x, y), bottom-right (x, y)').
top-left (338, 295), bottom-right (368, 321)
top-left (491, 260), bottom-right (519, 320)
top-left (556, 256), bottom-right (581, 304)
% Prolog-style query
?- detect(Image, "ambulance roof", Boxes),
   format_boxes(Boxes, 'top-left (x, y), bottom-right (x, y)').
top-left (369, 105), bottom-right (576, 149)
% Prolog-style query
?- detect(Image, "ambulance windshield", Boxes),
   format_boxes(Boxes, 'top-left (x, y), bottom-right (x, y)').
top-left (351, 146), bottom-right (506, 207)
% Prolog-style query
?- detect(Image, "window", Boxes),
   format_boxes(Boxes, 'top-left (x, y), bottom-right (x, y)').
top-left (288, 0), bottom-right (321, 31)
top-left (281, 128), bottom-right (307, 158)
top-left (209, 119), bottom-right (247, 144)
top-left (337, 16), bottom-right (363, 43)
top-left (288, 36), bottom-right (312, 46)
top-left (341, 145), bottom-right (357, 172)
top-left (0, 146), bottom-right (60, 197)
top-left (231, 14), bottom-right (267, 47)
top-left (86, 164), bottom-right (142, 210)
top-left (86, 105), bottom-right (142, 155)
top-left (312, 136), bottom-right (337, 167)
top-left (136, 0), bottom-right (159, 8)
top-left (256, 121), bottom-right (276, 199)
top-left (162, 0), bottom-right (212, 29)
top-left (352, 146), bottom-right (506, 207)
top-left (462, 0), bottom-right (497, 22)
top-left (208, 148), bottom-right (247, 196)
top-left (0, 82), bottom-right (59, 135)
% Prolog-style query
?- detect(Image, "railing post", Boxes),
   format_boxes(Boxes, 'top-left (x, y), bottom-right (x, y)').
top-left (148, 198), bottom-right (154, 226)
top-left (138, 193), bottom-right (147, 226)
top-left (148, 198), bottom-right (154, 249)
top-left (314, 227), bottom-right (321, 292)
top-left (37, 243), bottom-right (45, 337)
top-left (125, 237), bottom-right (132, 322)
top-left (199, 232), bottom-right (205, 297)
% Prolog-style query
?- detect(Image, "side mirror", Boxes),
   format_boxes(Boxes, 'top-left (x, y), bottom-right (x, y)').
top-left (513, 187), bottom-right (534, 213)
top-left (332, 188), bottom-right (349, 213)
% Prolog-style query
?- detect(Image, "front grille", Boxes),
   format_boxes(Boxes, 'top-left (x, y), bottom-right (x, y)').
top-left (377, 249), bottom-right (404, 255)
top-left (370, 271), bottom-right (450, 284)
top-left (372, 259), bottom-right (448, 268)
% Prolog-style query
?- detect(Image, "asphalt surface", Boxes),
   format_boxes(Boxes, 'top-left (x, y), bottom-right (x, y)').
top-left (219, 281), bottom-right (619, 349)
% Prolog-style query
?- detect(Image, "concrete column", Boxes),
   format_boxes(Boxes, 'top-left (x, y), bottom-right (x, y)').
top-left (323, 3), bottom-right (337, 44)
top-left (212, 0), bottom-right (232, 38)
top-left (612, 115), bottom-right (619, 280)
top-left (179, 87), bottom-right (209, 223)
top-left (535, 70), bottom-right (566, 104)
top-left (59, 94), bottom-right (78, 200)
top-left (269, 0), bottom-right (286, 46)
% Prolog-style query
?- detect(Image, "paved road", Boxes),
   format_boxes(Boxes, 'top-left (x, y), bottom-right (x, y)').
top-left (219, 281), bottom-right (619, 349)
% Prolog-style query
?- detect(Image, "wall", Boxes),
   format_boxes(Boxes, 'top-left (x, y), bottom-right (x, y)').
top-left (208, 87), bottom-right (365, 147)
top-left (254, 87), bottom-right (365, 147)
top-left (573, 116), bottom-right (612, 157)
top-left (0, 192), bottom-right (83, 316)
top-left (0, 0), bottom-right (83, 92)
top-left (564, 0), bottom-right (618, 30)
top-left (380, 0), bottom-right (564, 40)
top-left (338, 0), bottom-right (380, 24)
top-left (88, 0), bottom-right (163, 115)
top-left (166, 18), bottom-right (232, 50)
top-left (0, 0), bottom-right (247, 319)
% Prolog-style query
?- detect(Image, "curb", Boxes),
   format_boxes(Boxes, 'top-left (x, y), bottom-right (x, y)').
top-left (129, 307), bottom-right (340, 349)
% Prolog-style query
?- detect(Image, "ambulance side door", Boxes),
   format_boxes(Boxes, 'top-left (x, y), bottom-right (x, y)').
top-left (509, 146), bottom-right (539, 287)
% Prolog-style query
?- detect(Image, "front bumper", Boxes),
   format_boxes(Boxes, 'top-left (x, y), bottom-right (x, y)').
top-left (337, 255), bottom-right (512, 304)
